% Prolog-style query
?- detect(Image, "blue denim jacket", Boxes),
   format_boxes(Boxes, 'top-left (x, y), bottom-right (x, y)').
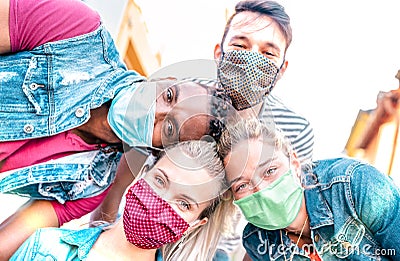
top-left (0, 24), bottom-right (145, 201)
top-left (242, 158), bottom-right (400, 260)
top-left (0, 149), bottom-right (121, 203)
top-left (0, 24), bottom-right (145, 141)
top-left (11, 225), bottom-right (163, 261)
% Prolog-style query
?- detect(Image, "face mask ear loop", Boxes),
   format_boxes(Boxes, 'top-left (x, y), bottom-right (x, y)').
top-left (268, 58), bottom-right (285, 94)
top-left (137, 164), bottom-right (150, 180)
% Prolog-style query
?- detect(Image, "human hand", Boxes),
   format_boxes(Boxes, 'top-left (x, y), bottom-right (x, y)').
top-left (375, 89), bottom-right (400, 124)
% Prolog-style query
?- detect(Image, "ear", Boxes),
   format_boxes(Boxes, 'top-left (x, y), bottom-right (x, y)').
top-left (289, 151), bottom-right (301, 179)
top-left (137, 164), bottom-right (150, 178)
top-left (191, 217), bottom-right (208, 229)
top-left (276, 60), bottom-right (289, 82)
top-left (214, 43), bottom-right (222, 60)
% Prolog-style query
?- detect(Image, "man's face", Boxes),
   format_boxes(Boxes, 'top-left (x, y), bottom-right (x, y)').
top-left (215, 11), bottom-right (288, 70)
top-left (152, 81), bottom-right (211, 147)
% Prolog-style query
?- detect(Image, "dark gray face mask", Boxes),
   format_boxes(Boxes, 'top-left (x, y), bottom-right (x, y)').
top-left (217, 50), bottom-right (280, 110)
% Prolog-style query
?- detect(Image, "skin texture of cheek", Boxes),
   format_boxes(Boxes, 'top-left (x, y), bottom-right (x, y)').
top-left (152, 115), bottom-right (210, 148)
top-left (152, 123), bottom-right (163, 148)
top-left (178, 115), bottom-right (209, 142)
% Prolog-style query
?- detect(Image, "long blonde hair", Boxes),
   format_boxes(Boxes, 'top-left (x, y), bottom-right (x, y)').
top-left (160, 140), bottom-right (237, 261)
top-left (218, 118), bottom-right (293, 161)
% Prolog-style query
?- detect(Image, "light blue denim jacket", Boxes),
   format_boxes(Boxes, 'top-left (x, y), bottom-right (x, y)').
top-left (0, 24), bottom-right (145, 141)
top-left (0, 24), bottom-right (145, 201)
top-left (0, 149), bottom-right (121, 203)
top-left (242, 158), bottom-right (400, 260)
top-left (11, 225), bottom-right (163, 260)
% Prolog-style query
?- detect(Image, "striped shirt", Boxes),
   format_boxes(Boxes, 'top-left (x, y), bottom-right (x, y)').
top-left (260, 94), bottom-right (314, 163)
top-left (191, 78), bottom-right (314, 163)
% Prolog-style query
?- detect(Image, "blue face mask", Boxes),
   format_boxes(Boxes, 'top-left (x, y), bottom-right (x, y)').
top-left (108, 82), bottom-right (156, 148)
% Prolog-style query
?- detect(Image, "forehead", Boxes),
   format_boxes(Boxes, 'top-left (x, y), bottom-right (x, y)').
top-left (224, 138), bottom-right (276, 183)
top-left (227, 11), bottom-right (287, 48)
top-left (153, 152), bottom-right (221, 202)
top-left (166, 82), bottom-right (212, 141)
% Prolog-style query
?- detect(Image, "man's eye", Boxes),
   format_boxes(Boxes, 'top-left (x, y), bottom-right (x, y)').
top-left (232, 43), bottom-right (246, 49)
top-left (264, 51), bottom-right (275, 57)
top-left (166, 88), bottom-right (173, 103)
top-left (166, 120), bottom-right (174, 136)
top-left (177, 200), bottom-right (190, 211)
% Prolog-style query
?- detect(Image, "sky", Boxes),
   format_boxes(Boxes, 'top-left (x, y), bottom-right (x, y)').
top-left (134, 0), bottom-right (400, 159)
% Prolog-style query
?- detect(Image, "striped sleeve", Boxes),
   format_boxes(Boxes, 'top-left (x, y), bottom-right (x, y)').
top-left (259, 94), bottom-right (314, 163)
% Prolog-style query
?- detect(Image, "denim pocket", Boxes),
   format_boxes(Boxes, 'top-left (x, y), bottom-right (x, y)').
top-left (320, 217), bottom-right (365, 258)
top-left (0, 54), bottom-right (48, 114)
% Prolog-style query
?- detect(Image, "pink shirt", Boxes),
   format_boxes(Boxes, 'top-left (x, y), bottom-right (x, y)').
top-left (9, 0), bottom-right (100, 52)
top-left (5, 0), bottom-right (107, 225)
top-left (0, 131), bottom-right (99, 172)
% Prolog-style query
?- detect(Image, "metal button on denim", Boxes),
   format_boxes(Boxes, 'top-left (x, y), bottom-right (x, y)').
top-left (23, 124), bottom-right (34, 133)
top-left (75, 108), bottom-right (85, 118)
top-left (29, 83), bottom-right (44, 90)
top-left (314, 234), bottom-right (320, 242)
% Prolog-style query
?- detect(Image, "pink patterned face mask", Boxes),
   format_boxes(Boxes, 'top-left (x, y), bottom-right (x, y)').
top-left (123, 178), bottom-right (190, 249)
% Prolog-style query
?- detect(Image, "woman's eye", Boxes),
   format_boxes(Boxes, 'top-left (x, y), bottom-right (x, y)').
top-left (234, 183), bottom-right (248, 193)
top-left (166, 88), bottom-right (173, 103)
top-left (264, 168), bottom-right (277, 178)
top-left (154, 176), bottom-right (165, 187)
top-left (177, 200), bottom-right (190, 211)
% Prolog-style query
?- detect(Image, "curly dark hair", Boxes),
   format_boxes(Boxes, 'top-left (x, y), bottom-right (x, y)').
top-left (182, 78), bottom-right (234, 142)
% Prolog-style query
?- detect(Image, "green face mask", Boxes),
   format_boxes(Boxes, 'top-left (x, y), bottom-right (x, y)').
top-left (234, 170), bottom-right (303, 230)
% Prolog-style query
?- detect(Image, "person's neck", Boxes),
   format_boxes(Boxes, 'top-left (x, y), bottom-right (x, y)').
top-left (285, 196), bottom-right (311, 238)
top-left (73, 104), bottom-right (121, 144)
top-left (88, 220), bottom-right (157, 261)
top-left (237, 103), bottom-right (263, 119)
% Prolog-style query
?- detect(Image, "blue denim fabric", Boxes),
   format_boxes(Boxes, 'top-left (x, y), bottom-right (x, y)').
top-left (0, 24), bottom-right (145, 141)
top-left (241, 158), bottom-right (400, 260)
top-left (213, 249), bottom-right (230, 261)
top-left (11, 226), bottom-right (163, 260)
top-left (0, 149), bottom-right (121, 203)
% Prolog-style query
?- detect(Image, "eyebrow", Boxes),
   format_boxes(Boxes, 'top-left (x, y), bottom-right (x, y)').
top-left (158, 167), bottom-right (199, 208)
top-left (228, 156), bottom-right (277, 186)
top-left (229, 35), bottom-right (282, 55)
top-left (172, 84), bottom-right (180, 104)
top-left (229, 35), bottom-right (250, 44)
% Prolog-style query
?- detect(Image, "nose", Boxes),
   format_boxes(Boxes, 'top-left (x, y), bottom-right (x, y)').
top-left (250, 45), bottom-right (261, 54)
top-left (249, 177), bottom-right (265, 193)
top-left (154, 100), bottom-right (169, 123)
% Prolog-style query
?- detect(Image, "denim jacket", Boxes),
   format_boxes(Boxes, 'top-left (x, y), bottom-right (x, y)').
top-left (242, 158), bottom-right (400, 260)
top-left (0, 149), bottom-right (121, 203)
top-left (0, 24), bottom-right (145, 201)
top-left (0, 24), bottom-right (145, 141)
top-left (11, 225), bottom-right (163, 261)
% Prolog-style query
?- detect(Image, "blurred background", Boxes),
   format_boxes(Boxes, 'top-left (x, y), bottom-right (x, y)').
top-left (84, 0), bottom-right (400, 160)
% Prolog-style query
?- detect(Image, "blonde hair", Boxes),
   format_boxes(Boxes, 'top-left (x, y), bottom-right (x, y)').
top-left (160, 140), bottom-right (237, 261)
top-left (218, 118), bottom-right (293, 160)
